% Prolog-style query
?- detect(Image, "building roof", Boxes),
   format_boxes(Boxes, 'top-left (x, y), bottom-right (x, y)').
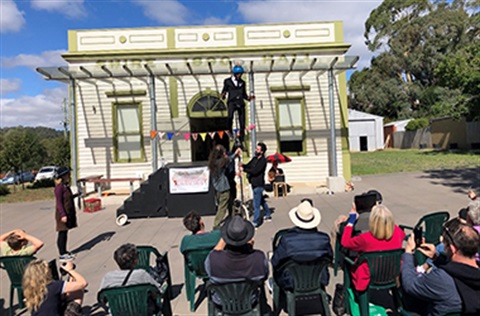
top-left (348, 109), bottom-right (383, 121)
top-left (384, 119), bottom-right (412, 127)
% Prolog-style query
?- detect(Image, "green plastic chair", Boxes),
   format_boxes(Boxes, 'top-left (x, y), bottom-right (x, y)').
top-left (135, 245), bottom-right (172, 299)
top-left (344, 249), bottom-right (404, 316)
top-left (98, 283), bottom-right (171, 316)
top-left (0, 255), bottom-right (36, 316)
top-left (183, 248), bottom-right (213, 312)
top-left (333, 221), bottom-right (348, 276)
top-left (271, 228), bottom-right (290, 251)
top-left (273, 257), bottom-right (332, 316)
top-left (207, 279), bottom-right (267, 316)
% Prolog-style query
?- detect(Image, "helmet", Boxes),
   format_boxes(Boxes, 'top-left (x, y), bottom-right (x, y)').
top-left (232, 65), bottom-right (244, 74)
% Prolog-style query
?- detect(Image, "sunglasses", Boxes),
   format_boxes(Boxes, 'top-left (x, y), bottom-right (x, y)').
top-left (443, 225), bottom-right (457, 247)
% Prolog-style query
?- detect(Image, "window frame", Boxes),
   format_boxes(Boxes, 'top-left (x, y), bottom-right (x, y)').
top-left (275, 96), bottom-right (306, 156)
top-left (112, 101), bottom-right (145, 163)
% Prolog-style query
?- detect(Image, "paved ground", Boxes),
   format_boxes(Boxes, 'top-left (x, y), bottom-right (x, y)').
top-left (0, 168), bottom-right (478, 316)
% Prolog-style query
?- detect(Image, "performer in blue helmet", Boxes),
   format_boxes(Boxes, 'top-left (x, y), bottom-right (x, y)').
top-left (221, 64), bottom-right (254, 145)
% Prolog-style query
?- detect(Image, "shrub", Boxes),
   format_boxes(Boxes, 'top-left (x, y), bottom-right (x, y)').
top-left (27, 178), bottom-right (55, 189)
top-left (405, 118), bottom-right (430, 131)
top-left (0, 184), bottom-right (10, 196)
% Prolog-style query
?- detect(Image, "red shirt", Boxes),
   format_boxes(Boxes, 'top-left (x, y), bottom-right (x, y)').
top-left (341, 224), bottom-right (405, 291)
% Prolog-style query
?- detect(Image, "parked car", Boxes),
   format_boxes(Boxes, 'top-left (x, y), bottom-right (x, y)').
top-left (35, 166), bottom-right (58, 181)
top-left (0, 171), bottom-right (36, 185)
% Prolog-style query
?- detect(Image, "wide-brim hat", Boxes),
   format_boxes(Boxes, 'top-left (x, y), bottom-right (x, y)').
top-left (221, 215), bottom-right (254, 247)
top-left (56, 167), bottom-right (71, 179)
top-left (289, 201), bottom-right (321, 229)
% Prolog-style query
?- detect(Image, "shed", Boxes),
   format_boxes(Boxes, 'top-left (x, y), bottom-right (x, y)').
top-left (348, 109), bottom-right (384, 151)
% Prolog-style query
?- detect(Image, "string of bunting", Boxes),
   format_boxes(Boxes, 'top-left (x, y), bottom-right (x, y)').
top-left (150, 124), bottom-right (256, 141)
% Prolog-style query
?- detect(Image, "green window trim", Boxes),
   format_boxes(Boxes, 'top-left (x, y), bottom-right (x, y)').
top-left (106, 90), bottom-right (147, 97)
top-left (275, 96), bottom-right (306, 156)
top-left (269, 85), bottom-right (311, 92)
top-left (112, 101), bottom-right (146, 163)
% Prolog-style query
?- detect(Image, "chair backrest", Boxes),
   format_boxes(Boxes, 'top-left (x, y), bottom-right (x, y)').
top-left (0, 255), bottom-right (35, 287)
top-left (271, 228), bottom-right (290, 251)
top-left (184, 248), bottom-right (212, 278)
top-left (358, 249), bottom-right (403, 290)
top-left (274, 175), bottom-right (285, 182)
top-left (97, 283), bottom-right (159, 316)
top-left (279, 257), bottom-right (331, 294)
top-left (417, 211), bottom-right (450, 244)
top-left (135, 245), bottom-right (161, 271)
top-left (208, 279), bottom-right (264, 315)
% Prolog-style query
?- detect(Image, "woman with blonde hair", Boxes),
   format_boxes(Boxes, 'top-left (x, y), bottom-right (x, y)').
top-left (22, 259), bottom-right (87, 316)
top-left (341, 204), bottom-right (405, 291)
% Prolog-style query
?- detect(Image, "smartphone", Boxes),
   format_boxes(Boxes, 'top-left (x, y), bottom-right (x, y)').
top-left (414, 226), bottom-right (423, 248)
top-left (354, 193), bottom-right (378, 214)
top-left (48, 259), bottom-right (60, 281)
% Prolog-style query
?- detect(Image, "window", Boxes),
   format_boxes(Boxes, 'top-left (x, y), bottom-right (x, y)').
top-left (113, 103), bottom-right (144, 162)
top-left (276, 98), bottom-right (305, 154)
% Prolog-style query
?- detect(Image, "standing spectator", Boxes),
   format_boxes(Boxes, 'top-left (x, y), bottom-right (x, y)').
top-left (54, 167), bottom-right (80, 261)
top-left (241, 142), bottom-right (271, 227)
top-left (401, 219), bottom-right (480, 315)
top-left (23, 259), bottom-right (87, 316)
top-left (180, 211), bottom-right (222, 254)
top-left (341, 204), bottom-right (405, 291)
top-left (0, 229), bottom-right (44, 256)
top-left (208, 145), bottom-right (241, 229)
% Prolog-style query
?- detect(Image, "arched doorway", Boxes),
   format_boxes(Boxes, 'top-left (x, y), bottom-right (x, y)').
top-left (188, 89), bottom-right (230, 161)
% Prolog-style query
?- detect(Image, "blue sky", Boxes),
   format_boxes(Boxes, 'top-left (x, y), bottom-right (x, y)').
top-left (1, 0), bottom-right (381, 129)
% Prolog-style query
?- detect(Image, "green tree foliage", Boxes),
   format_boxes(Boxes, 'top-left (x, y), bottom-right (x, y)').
top-left (405, 118), bottom-right (430, 131)
top-left (350, 0), bottom-right (478, 120)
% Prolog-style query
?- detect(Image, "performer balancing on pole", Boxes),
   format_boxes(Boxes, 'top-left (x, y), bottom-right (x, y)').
top-left (221, 64), bottom-right (254, 148)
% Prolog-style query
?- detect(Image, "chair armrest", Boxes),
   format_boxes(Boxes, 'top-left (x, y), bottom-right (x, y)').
top-left (344, 256), bottom-right (355, 266)
top-left (399, 225), bottom-right (413, 232)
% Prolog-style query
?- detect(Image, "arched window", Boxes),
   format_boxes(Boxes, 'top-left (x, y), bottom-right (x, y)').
top-left (188, 89), bottom-right (227, 118)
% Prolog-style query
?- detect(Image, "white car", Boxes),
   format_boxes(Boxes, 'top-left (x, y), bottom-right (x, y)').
top-left (35, 166), bottom-right (58, 181)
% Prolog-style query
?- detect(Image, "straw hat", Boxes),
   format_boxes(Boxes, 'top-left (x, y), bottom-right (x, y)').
top-left (289, 201), bottom-right (321, 229)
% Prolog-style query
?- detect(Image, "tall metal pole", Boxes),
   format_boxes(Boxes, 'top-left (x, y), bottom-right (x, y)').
top-left (63, 98), bottom-right (68, 140)
top-left (248, 71), bottom-right (256, 156)
top-left (149, 75), bottom-right (158, 171)
top-left (328, 68), bottom-right (337, 177)
top-left (69, 79), bottom-right (78, 185)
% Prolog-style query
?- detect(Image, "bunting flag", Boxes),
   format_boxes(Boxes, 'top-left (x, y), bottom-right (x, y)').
top-left (225, 130), bottom-right (232, 138)
top-left (244, 128), bottom-right (249, 135)
top-left (183, 133), bottom-right (191, 141)
top-left (158, 132), bottom-right (165, 140)
top-left (167, 132), bottom-right (174, 140)
top-left (218, 131), bottom-right (224, 139)
top-left (192, 133), bottom-right (198, 141)
top-left (249, 124), bottom-right (256, 130)
top-left (208, 132), bottom-right (216, 139)
top-left (150, 130), bottom-right (158, 140)
top-left (175, 132), bottom-right (181, 136)
top-left (233, 128), bottom-right (239, 135)
top-left (199, 132), bottom-right (207, 141)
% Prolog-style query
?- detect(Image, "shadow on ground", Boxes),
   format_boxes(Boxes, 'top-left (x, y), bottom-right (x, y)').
top-left (71, 232), bottom-right (116, 254)
top-left (420, 167), bottom-right (480, 195)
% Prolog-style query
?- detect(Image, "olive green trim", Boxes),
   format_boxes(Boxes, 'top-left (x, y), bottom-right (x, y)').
top-left (167, 28), bottom-right (175, 49)
top-left (274, 96), bottom-right (306, 156)
top-left (187, 89), bottom-right (228, 118)
top-left (112, 101), bottom-right (146, 163)
top-left (72, 81), bottom-right (79, 180)
top-left (68, 30), bottom-right (78, 52)
top-left (169, 77), bottom-right (179, 118)
top-left (338, 72), bottom-right (351, 181)
top-left (236, 25), bottom-right (245, 47)
top-left (334, 21), bottom-right (344, 43)
top-left (105, 90), bottom-right (147, 97)
top-left (270, 85), bottom-right (311, 92)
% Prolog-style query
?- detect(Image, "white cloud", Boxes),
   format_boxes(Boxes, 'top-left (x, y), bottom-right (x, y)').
top-left (203, 16), bottom-right (230, 26)
top-left (133, 0), bottom-right (189, 25)
top-left (1, 87), bottom-right (67, 128)
top-left (1, 50), bottom-right (67, 69)
top-left (237, 0), bottom-right (382, 69)
top-left (0, 0), bottom-right (26, 33)
top-left (0, 79), bottom-right (22, 95)
top-left (31, 0), bottom-right (86, 18)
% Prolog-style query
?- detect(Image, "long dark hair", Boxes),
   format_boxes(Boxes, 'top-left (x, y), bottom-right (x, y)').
top-left (208, 145), bottom-right (228, 176)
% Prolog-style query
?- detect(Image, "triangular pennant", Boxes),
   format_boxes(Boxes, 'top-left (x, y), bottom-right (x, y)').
top-left (225, 130), bottom-right (232, 138)
top-left (167, 132), bottom-right (174, 140)
top-left (249, 124), bottom-right (256, 130)
top-left (150, 130), bottom-right (158, 140)
top-left (218, 131), bottom-right (224, 139)
top-left (244, 128), bottom-right (249, 135)
top-left (158, 132), bottom-right (165, 139)
top-left (208, 132), bottom-right (216, 139)
top-left (199, 132), bottom-right (207, 141)
top-left (192, 133), bottom-right (198, 141)
top-left (175, 132), bottom-right (180, 136)
top-left (183, 133), bottom-right (191, 141)
top-left (233, 128), bottom-right (239, 135)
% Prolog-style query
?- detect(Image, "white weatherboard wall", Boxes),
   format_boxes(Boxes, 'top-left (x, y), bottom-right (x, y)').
top-left (348, 109), bottom-right (384, 151)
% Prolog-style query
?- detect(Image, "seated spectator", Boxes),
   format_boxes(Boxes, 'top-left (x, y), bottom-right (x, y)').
top-left (271, 200), bottom-right (333, 290)
top-left (467, 200), bottom-right (480, 235)
top-left (341, 204), bottom-right (405, 291)
top-left (401, 218), bottom-right (480, 316)
top-left (180, 211), bottom-right (221, 254)
top-left (266, 161), bottom-right (289, 193)
top-left (205, 215), bottom-right (269, 306)
top-left (0, 229), bottom-right (44, 256)
top-left (23, 259), bottom-right (87, 316)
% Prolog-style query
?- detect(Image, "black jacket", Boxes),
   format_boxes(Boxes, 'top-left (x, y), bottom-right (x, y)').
top-left (243, 155), bottom-right (267, 188)
top-left (222, 77), bottom-right (248, 105)
top-left (441, 261), bottom-right (480, 315)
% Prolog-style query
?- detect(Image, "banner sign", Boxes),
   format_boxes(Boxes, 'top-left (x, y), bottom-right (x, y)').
top-left (169, 167), bottom-right (210, 194)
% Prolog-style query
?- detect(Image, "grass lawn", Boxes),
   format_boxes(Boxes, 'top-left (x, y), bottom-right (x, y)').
top-left (351, 149), bottom-right (480, 175)
top-left (0, 184), bottom-right (55, 204)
